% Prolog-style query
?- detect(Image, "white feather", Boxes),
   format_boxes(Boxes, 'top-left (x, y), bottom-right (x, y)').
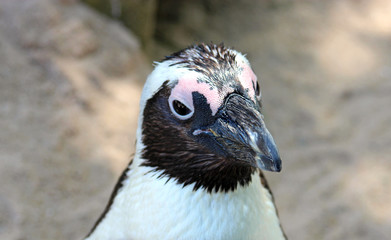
top-left (86, 155), bottom-right (285, 240)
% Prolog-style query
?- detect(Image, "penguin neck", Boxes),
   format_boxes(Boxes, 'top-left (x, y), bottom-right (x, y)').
top-left (87, 153), bottom-right (285, 240)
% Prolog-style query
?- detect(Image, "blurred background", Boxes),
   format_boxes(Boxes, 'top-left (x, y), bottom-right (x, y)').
top-left (0, 0), bottom-right (390, 239)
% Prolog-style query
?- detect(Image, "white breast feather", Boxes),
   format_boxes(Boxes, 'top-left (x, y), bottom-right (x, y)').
top-left (86, 155), bottom-right (285, 240)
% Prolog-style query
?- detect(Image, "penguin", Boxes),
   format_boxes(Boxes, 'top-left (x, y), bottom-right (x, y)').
top-left (85, 43), bottom-right (286, 240)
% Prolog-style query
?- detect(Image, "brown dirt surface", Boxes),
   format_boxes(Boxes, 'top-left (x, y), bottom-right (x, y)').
top-left (1, 0), bottom-right (390, 239)
top-left (0, 0), bottom-right (148, 239)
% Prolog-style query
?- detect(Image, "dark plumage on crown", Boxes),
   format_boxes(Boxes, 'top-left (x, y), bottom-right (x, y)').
top-left (164, 43), bottom-right (239, 75)
top-left (163, 43), bottom-right (243, 92)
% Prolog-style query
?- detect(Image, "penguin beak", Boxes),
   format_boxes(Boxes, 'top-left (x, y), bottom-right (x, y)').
top-left (196, 93), bottom-right (282, 172)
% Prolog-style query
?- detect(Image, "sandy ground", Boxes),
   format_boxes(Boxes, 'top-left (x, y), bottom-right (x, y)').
top-left (0, 0), bottom-right (148, 239)
top-left (0, 0), bottom-right (390, 239)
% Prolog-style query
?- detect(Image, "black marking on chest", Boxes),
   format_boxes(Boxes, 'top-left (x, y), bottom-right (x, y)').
top-left (141, 83), bottom-right (255, 193)
top-left (86, 158), bottom-right (133, 238)
top-left (259, 171), bottom-right (288, 239)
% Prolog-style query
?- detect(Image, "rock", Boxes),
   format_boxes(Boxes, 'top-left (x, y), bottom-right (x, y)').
top-left (0, 0), bottom-right (149, 239)
top-left (82, 0), bottom-right (157, 49)
top-left (47, 19), bottom-right (98, 58)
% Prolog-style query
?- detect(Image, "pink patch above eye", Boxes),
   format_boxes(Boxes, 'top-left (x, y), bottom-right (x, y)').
top-left (169, 64), bottom-right (257, 116)
top-left (239, 64), bottom-right (257, 99)
top-left (169, 76), bottom-right (223, 115)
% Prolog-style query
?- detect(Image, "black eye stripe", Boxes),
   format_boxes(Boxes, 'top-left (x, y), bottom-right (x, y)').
top-left (173, 100), bottom-right (191, 116)
top-left (255, 81), bottom-right (260, 96)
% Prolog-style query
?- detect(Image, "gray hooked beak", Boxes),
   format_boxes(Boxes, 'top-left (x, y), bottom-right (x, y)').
top-left (197, 93), bottom-right (281, 172)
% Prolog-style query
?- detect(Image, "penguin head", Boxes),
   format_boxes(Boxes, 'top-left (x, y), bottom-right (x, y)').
top-left (138, 44), bottom-right (281, 192)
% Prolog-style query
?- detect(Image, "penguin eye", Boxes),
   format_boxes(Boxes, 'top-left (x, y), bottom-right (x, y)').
top-left (255, 81), bottom-right (261, 98)
top-left (173, 100), bottom-right (190, 115)
top-left (170, 99), bottom-right (193, 120)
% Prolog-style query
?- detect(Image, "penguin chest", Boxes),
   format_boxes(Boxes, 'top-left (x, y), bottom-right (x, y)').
top-left (88, 168), bottom-right (284, 240)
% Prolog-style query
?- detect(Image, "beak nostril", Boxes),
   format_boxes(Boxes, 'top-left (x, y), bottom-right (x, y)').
top-left (209, 128), bottom-right (218, 137)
